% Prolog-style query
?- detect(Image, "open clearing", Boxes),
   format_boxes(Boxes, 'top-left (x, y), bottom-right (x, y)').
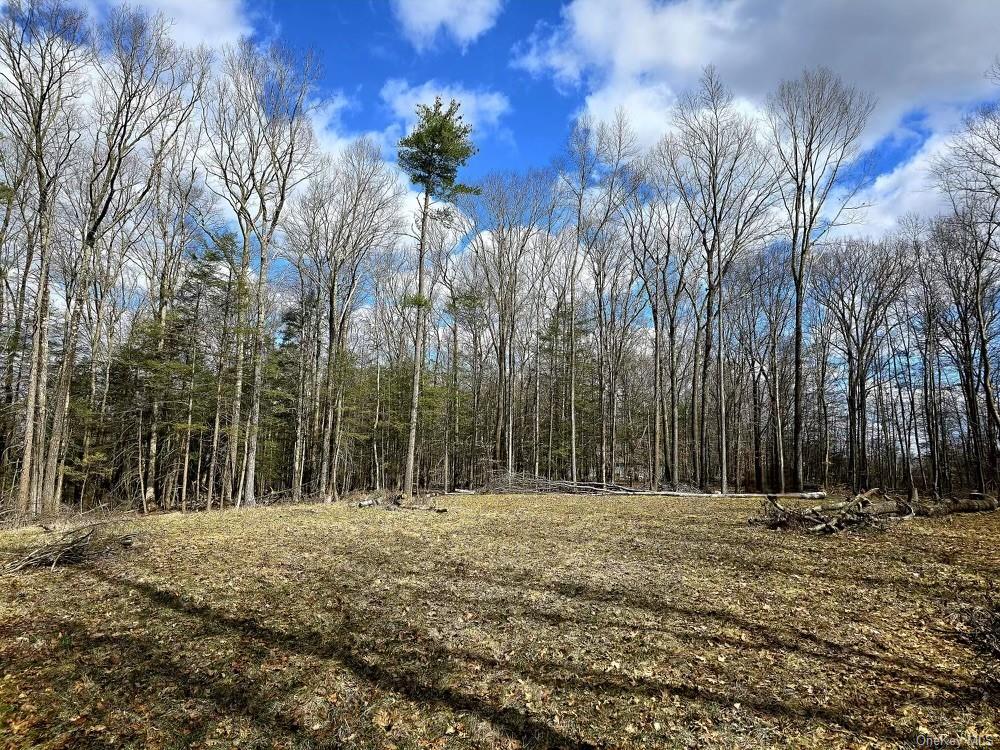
top-left (1, 495), bottom-right (998, 749)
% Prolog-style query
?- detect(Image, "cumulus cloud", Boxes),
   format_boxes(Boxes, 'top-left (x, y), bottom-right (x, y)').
top-left (309, 93), bottom-right (361, 158)
top-left (580, 76), bottom-right (677, 149)
top-left (850, 132), bottom-right (953, 238)
top-left (391, 0), bottom-right (503, 52)
top-left (512, 0), bottom-right (1000, 233)
top-left (380, 78), bottom-right (511, 134)
top-left (88, 0), bottom-right (253, 48)
top-left (516, 0), bottom-right (738, 89)
top-left (516, 0), bottom-right (1000, 136)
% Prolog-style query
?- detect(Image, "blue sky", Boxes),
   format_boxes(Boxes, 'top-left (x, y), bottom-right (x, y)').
top-left (112, 0), bottom-right (1000, 234)
top-left (270, 1), bottom-right (575, 178)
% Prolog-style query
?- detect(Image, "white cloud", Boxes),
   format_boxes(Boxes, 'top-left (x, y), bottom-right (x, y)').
top-left (391, 0), bottom-right (503, 52)
top-left (310, 93), bottom-right (359, 157)
top-left (88, 0), bottom-right (253, 48)
top-left (514, 0), bottom-right (1000, 233)
top-left (850, 133), bottom-right (952, 238)
top-left (380, 78), bottom-right (511, 133)
top-left (516, 0), bottom-right (737, 88)
top-left (581, 76), bottom-right (676, 149)
top-left (516, 0), bottom-right (1000, 135)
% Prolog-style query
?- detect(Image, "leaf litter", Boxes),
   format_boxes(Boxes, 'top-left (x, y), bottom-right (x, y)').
top-left (0, 494), bottom-right (997, 749)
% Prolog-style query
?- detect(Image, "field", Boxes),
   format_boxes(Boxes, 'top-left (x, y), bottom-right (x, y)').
top-left (1, 494), bottom-right (998, 749)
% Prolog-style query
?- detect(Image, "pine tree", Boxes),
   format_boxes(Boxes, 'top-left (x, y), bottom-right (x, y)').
top-left (397, 97), bottom-right (477, 499)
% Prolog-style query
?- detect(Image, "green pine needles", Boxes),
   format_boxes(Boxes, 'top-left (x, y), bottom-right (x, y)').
top-left (397, 96), bottom-right (479, 201)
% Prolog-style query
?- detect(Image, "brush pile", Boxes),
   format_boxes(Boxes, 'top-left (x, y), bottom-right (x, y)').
top-left (356, 492), bottom-right (447, 513)
top-left (3, 523), bottom-right (137, 573)
top-left (754, 488), bottom-right (999, 534)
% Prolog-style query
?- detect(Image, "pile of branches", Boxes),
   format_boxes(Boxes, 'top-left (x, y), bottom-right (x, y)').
top-left (356, 492), bottom-right (446, 514)
top-left (3, 523), bottom-right (137, 574)
top-left (753, 488), bottom-right (999, 534)
top-left (960, 605), bottom-right (1000, 661)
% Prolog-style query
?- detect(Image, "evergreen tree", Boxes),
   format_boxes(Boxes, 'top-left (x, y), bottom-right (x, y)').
top-left (397, 97), bottom-right (477, 498)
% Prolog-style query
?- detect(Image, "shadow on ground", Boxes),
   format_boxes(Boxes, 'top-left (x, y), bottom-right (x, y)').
top-left (1, 495), bottom-right (997, 749)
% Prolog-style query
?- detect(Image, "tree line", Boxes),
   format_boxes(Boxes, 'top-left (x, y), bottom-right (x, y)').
top-left (2, 0), bottom-right (1000, 516)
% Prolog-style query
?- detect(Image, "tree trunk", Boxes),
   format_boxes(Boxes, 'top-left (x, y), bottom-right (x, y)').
top-left (403, 190), bottom-right (431, 499)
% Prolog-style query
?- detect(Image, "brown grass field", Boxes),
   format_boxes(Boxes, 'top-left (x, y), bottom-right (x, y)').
top-left (1, 494), bottom-right (998, 749)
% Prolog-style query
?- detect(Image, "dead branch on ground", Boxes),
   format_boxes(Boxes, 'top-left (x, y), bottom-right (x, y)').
top-left (3, 523), bottom-right (137, 573)
top-left (356, 492), bottom-right (447, 513)
top-left (481, 471), bottom-right (826, 499)
top-left (753, 488), bottom-right (999, 534)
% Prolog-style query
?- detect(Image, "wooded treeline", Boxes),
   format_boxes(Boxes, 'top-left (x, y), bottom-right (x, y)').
top-left (3, 0), bottom-right (1000, 516)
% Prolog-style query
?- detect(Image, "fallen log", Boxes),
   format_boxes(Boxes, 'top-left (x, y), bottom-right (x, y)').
top-left (481, 471), bottom-right (826, 499)
top-left (357, 492), bottom-right (446, 513)
top-left (753, 488), bottom-right (998, 534)
top-left (482, 472), bottom-right (652, 495)
top-left (396, 504), bottom-right (447, 514)
top-left (357, 491), bottom-right (403, 508)
top-left (912, 496), bottom-right (999, 517)
top-left (658, 490), bottom-right (827, 500)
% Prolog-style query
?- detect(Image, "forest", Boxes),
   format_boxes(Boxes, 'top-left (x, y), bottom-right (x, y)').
top-left (2, 2), bottom-right (1000, 748)
top-left (0, 0), bottom-right (999, 518)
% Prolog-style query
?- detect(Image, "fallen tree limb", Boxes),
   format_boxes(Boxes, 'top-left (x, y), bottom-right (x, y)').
top-left (357, 492), bottom-right (446, 513)
top-left (482, 472), bottom-right (657, 495)
top-left (656, 490), bottom-right (827, 500)
top-left (481, 471), bottom-right (826, 499)
top-left (752, 488), bottom-right (998, 534)
top-left (909, 497), bottom-right (998, 517)
top-left (3, 523), bottom-right (136, 574)
top-left (396, 504), bottom-right (447, 514)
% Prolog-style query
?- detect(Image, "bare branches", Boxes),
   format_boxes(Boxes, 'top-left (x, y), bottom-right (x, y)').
top-left (767, 67), bottom-right (875, 248)
top-left (203, 39), bottom-right (316, 249)
top-left (2, 522), bottom-right (136, 572)
top-left (3, 2), bottom-right (1000, 518)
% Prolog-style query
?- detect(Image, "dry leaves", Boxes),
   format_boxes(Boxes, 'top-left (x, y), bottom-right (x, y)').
top-left (0, 494), bottom-right (997, 748)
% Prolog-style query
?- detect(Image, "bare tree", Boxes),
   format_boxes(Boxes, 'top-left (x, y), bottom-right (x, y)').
top-left (813, 239), bottom-right (908, 491)
top-left (284, 139), bottom-right (402, 502)
top-left (0, 0), bottom-right (90, 514)
top-left (669, 67), bottom-right (778, 492)
top-left (934, 83), bottom-right (1000, 489)
top-left (560, 111), bottom-right (640, 483)
top-left (767, 67), bottom-right (874, 491)
top-left (45, 5), bottom-right (207, 512)
top-left (133, 114), bottom-right (208, 511)
top-left (467, 170), bottom-right (552, 478)
top-left (204, 39), bottom-right (315, 507)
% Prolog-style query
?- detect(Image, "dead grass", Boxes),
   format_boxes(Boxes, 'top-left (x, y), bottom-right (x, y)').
top-left (0, 494), bottom-right (997, 749)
